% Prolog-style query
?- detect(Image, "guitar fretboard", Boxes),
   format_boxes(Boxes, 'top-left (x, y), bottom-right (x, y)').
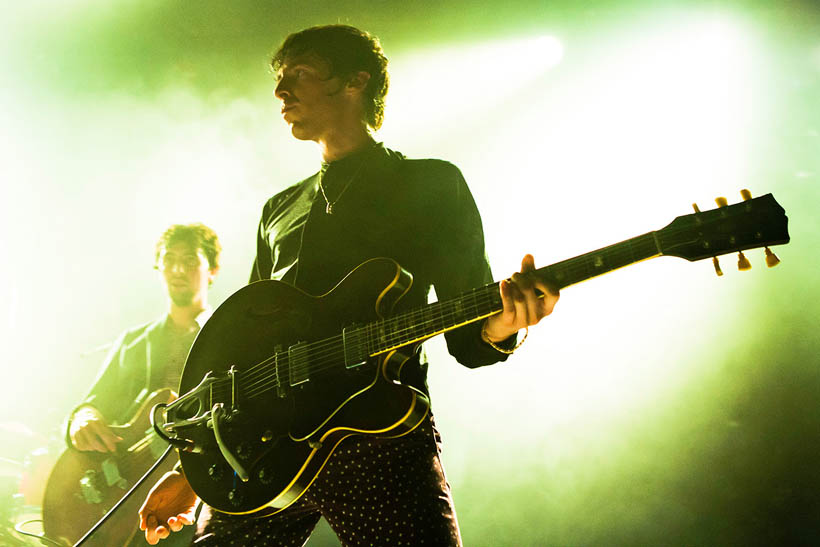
top-left (358, 230), bottom-right (662, 358)
top-left (226, 230), bottom-right (665, 402)
top-left (539, 231), bottom-right (661, 290)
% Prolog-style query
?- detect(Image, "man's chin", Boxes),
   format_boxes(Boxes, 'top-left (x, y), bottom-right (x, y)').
top-left (169, 291), bottom-right (194, 307)
top-left (289, 122), bottom-right (314, 141)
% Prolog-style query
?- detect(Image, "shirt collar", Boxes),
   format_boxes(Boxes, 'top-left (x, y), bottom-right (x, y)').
top-left (320, 141), bottom-right (383, 172)
top-left (163, 306), bottom-right (213, 333)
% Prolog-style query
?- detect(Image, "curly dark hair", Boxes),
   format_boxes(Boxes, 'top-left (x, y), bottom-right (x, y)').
top-left (271, 25), bottom-right (389, 130)
top-left (155, 223), bottom-right (221, 270)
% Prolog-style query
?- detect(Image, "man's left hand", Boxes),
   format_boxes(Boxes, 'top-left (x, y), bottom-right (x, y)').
top-left (483, 254), bottom-right (559, 343)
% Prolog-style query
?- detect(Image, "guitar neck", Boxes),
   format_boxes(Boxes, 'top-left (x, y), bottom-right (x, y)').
top-left (536, 231), bottom-right (661, 290)
top-left (364, 231), bottom-right (661, 356)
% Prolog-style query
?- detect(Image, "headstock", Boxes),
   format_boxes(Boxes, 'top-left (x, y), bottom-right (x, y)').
top-left (659, 190), bottom-right (789, 272)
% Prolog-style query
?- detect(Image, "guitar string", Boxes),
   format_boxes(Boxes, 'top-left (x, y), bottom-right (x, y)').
top-left (210, 234), bottom-right (662, 400)
top-left (211, 289), bottom-right (501, 400)
top-left (237, 288), bottom-right (491, 385)
top-left (229, 229), bottom-right (676, 394)
top-left (211, 288), bottom-right (502, 400)
top-left (208, 230), bottom-right (718, 401)
top-left (229, 232), bottom-right (654, 394)
top-left (225, 282), bottom-right (500, 387)
top-left (185, 218), bottom-right (778, 414)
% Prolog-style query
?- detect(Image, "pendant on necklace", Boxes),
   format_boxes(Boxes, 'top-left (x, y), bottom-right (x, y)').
top-left (326, 203), bottom-right (334, 214)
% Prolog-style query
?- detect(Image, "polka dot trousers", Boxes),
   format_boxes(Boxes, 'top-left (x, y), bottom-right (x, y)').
top-left (192, 416), bottom-right (462, 546)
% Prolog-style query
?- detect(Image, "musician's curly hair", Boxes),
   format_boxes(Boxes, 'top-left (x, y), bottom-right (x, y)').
top-left (155, 223), bottom-right (221, 270)
top-left (271, 25), bottom-right (389, 130)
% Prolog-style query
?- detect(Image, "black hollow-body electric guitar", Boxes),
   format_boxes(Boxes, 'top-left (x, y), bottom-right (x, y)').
top-left (153, 192), bottom-right (789, 515)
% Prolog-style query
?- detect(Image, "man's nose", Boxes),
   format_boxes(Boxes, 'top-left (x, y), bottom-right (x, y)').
top-left (274, 78), bottom-right (290, 100)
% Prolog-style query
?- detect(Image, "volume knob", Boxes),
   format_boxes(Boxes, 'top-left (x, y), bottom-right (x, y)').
top-left (208, 464), bottom-right (224, 481)
top-left (228, 489), bottom-right (244, 508)
top-left (236, 442), bottom-right (252, 460)
top-left (258, 467), bottom-right (275, 485)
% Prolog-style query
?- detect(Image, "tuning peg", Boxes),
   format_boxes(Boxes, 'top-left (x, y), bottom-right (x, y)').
top-left (715, 196), bottom-right (728, 208)
top-left (740, 189), bottom-right (752, 201)
top-left (737, 251), bottom-right (752, 271)
top-left (712, 256), bottom-right (723, 276)
top-left (765, 247), bottom-right (780, 267)
top-left (692, 203), bottom-right (701, 213)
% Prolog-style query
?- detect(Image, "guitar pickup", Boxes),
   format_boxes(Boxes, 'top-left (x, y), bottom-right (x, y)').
top-left (288, 342), bottom-right (310, 387)
top-left (342, 325), bottom-right (367, 369)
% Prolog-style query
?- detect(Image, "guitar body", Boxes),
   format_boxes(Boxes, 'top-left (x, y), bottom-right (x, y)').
top-left (177, 257), bottom-right (430, 515)
top-left (42, 389), bottom-right (176, 546)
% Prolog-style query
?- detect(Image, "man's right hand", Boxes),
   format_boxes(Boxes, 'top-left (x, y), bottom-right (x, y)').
top-left (68, 406), bottom-right (123, 452)
top-left (139, 470), bottom-right (199, 545)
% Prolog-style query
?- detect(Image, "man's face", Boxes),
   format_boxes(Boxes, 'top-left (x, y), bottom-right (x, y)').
top-left (274, 52), bottom-right (349, 141)
top-left (157, 242), bottom-right (215, 307)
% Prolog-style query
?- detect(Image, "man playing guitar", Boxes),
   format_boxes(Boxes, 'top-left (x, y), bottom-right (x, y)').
top-left (58, 223), bottom-right (221, 545)
top-left (139, 26), bottom-right (558, 546)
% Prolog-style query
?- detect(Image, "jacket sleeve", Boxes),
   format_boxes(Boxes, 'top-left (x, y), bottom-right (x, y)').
top-left (64, 326), bottom-right (150, 448)
top-left (64, 330), bottom-right (128, 448)
top-left (425, 161), bottom-right (517, 368)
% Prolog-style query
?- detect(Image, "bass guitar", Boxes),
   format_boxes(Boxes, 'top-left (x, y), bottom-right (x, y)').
top-left (154, 191), bottom-right (789, 515)
top-left (43, 389), bottom-right (177, 546)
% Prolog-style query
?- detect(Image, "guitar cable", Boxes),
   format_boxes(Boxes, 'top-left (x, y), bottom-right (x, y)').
top-left (13, 517), bottom-right (63, 546)
top-left (76, 444), bottom-right (174, 547)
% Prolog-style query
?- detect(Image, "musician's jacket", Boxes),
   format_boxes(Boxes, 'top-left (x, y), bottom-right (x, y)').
top-left (64, 311), bottom-right (211, 447)
top-left (251, 142), bottom-right (516, 395)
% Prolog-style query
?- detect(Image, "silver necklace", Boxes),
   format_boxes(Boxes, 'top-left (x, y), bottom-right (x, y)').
top-left (317, 159), bottom-right (366, 214)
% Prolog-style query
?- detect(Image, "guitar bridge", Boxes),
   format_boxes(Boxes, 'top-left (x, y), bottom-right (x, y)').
top-left (227, 365), bottom-right (240, 412)
top-left (151, 371), bottom-right (231, 453)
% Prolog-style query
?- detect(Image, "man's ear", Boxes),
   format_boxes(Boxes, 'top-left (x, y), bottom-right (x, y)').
top-left (345, 71), bottom-right (371, 94)
top-left (208, 267), bottom-right (219, 287)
